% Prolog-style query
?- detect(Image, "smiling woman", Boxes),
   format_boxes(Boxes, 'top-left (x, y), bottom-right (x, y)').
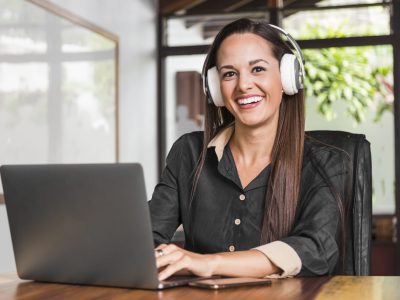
top-left (149, 18), bottom-right (348, 281)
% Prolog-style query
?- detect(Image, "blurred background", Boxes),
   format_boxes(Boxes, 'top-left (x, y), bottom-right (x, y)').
top-left (0, 0), bottom-right (399, 275)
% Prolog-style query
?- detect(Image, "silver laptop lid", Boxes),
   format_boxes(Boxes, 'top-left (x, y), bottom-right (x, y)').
top-left (0, 163), bottom-right (160, 289)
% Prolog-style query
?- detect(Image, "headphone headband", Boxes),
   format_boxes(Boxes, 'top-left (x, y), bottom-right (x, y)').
top-left (267, 24), bottom-right (305, 88)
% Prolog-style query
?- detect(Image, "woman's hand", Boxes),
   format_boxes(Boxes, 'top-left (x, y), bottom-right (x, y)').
top-left (155, 244), bottom-right (216, 281)
top-left (155, 244), bottom-right (279, 280)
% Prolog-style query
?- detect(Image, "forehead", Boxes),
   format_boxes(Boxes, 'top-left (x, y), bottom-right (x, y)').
top-left (216, 33), bottom-right (276, 65)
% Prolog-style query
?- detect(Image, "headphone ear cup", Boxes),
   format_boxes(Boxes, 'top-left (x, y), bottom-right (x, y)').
top-left (206, 67), bottom-right (225, 107)
top-left (280, 54), bottom-right (299, 95)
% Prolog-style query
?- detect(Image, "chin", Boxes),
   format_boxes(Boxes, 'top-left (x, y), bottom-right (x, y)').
top-left (238, 114), bottom-right (277, 128)
top-left (237, 119), bottom-right (265, 128)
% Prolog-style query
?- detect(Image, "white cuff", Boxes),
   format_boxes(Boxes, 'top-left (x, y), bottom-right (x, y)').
top-left (253, 241), bottom-right (302, 278)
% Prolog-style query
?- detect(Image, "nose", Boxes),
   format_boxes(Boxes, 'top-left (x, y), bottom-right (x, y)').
top-left (237, 72), bottom-right (253, 92)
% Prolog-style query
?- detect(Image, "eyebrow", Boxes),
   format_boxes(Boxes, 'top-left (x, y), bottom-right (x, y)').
top-left (249, 59), bottom-right (269, 65)
top-left (219, 59), bottom-right (270, 70)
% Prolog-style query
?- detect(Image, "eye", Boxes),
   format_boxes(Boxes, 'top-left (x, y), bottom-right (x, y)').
top-left (252, 66), bottom-right (266, 73)
top-left (222, 71), bottom-right (236, 79)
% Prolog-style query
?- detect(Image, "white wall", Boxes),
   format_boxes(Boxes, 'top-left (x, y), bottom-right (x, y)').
top-left (0, 0), bottom-right (157, 273)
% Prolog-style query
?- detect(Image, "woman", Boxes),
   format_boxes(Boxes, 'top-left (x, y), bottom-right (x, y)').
top-left (149, 18), bottom-right (348, 280)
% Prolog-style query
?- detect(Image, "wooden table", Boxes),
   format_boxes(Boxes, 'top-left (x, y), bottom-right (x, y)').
top-left (1, 274), bottom-right (399, 300)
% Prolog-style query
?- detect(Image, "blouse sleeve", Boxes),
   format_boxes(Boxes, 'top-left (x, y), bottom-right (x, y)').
top-left (254, 147), bottom-right (349, 277)
top-left (148, 137), bottom-right (184, 247)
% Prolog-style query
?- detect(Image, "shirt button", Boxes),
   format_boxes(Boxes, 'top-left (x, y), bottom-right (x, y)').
top-left (229, 245), bottom-right (235, 252)
top-left (234, 218), bottom-right (241, 225)
top-left (239, 194), bottom-right (246, 201)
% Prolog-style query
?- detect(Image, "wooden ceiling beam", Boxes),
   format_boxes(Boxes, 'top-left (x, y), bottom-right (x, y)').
top-left (283, 0), bottom-right (320, 10)
top-left (161, 0), bottom-right (327, 17)
top-left (159, 0), bottom-right (206, 16)
top-left (168, 0), bottom-right (294, 17)
top-left (224, 0), bottom-right (257, 13)
top-left (168, 0), bottom-right (229, 16)
top-left (159, 0), bottom-right (332, 18)
top-left (181, 0), bottom-right (259, 16)
top-left (220, 0), bottom-right (282, 14)
top-left (282, 0), bottom-right (298, 7)
top-left (267, 0), bottom-right (283, 9)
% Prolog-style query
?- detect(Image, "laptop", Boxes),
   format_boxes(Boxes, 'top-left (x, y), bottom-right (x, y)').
top-left (0, 163), bottom-right (207, 289)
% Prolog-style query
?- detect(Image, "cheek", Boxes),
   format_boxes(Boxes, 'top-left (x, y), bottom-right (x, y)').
top-left (269, 88), bottom-right (283, 106)
top-left (220, 81), bottom-right (236, 99)
top-left (263, 75), bottom-right (283, 98)
top-left (219, 82), bottom-right (235, 114)
top-left (220, 79), bottom-right (232, 90)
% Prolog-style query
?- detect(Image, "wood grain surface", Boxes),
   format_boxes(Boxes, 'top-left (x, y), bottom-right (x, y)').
top-left (1, 274), bottom-right (400, 300)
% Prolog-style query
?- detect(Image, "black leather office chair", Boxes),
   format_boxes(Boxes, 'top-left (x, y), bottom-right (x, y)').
top-left (306, 131), bottom-right (372, 275)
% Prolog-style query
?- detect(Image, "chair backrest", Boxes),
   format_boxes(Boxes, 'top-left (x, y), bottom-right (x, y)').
top-left (306, 130), bottom-right (372, 275)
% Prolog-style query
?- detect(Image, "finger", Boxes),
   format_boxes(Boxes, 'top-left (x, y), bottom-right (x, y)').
top-left (155, 243), bottom-right (179, 253)
top-left (155, 249), bottom-right (163, 258)
top-left (158, 256), bottom-right (191, 281)
top-left (156, 250), bottom-right (183, 269)
top-left (155, 243), bottom-right (182, 257)
top-left (155, 244), bottom-right (168, 250)
top-left (154, 244), bottom-right (170, 258)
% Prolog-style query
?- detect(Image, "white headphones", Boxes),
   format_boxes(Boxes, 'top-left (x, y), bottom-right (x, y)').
top-left (202, 24), bottom-right (305, 107)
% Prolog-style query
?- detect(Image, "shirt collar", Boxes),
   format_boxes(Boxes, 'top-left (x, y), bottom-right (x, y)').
top-left (207, 123), bottom-right (235, 162)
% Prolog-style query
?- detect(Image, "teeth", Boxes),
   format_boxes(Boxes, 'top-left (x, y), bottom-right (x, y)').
top-left (238, 96), bottom-right (263, 105)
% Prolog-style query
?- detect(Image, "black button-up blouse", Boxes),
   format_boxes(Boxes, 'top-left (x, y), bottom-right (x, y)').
top-left (149, 130), bottom-right (349, 276)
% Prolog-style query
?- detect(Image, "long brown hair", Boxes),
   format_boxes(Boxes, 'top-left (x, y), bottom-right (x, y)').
top-left (190, 18), bottom-right (305, 245)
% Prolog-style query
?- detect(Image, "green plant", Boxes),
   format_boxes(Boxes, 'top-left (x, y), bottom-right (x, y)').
top-left (301, 22), bottom-right (393, 124)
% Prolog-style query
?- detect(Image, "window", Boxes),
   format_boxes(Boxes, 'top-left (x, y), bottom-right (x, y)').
top-left (0, 0), bottom-right (119, 195)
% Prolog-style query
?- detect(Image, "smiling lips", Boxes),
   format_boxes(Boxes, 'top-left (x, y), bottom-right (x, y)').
top-left (236, 95), bottom-right (264, 108)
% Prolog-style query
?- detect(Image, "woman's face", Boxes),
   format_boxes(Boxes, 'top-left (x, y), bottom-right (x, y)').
top-left (216, 33), bottom-right (283, 129)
